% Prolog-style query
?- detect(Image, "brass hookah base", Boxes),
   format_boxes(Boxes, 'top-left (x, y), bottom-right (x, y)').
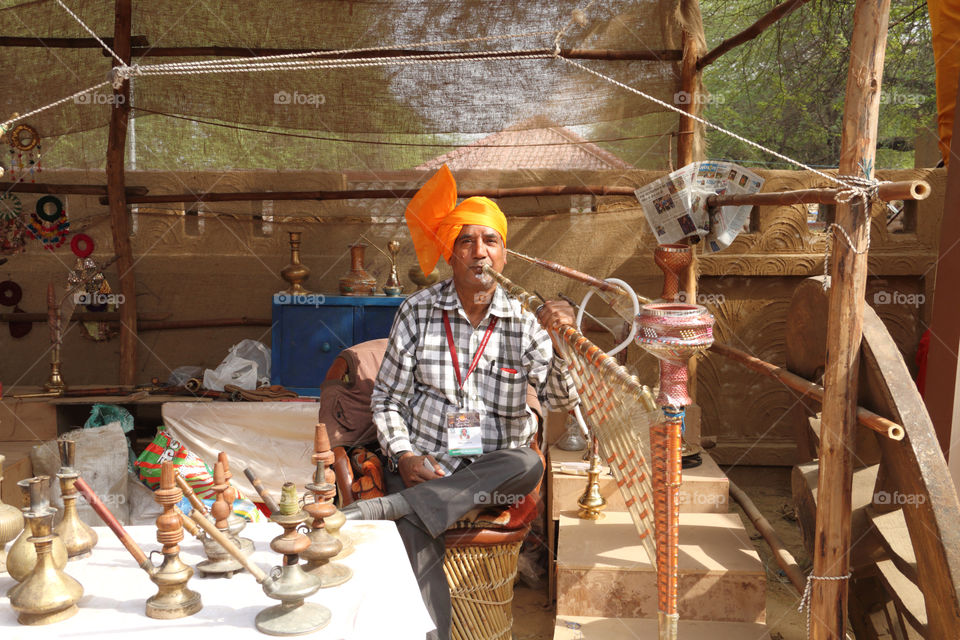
top-left (196, 529), bottom-right (249, 579)
top-left (9, 476), bottom-right (83, 625)
top-left (54, 439), bottom-right (98, 560)
top-left (256, 482), bottom-right (329, 636)
top-left (146, 552), bottom-right (203, 619)
top-left (302, 465), bottom-right (352, 588)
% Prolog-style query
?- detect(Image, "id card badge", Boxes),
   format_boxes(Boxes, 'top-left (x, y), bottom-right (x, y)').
top-left (446, 411), bottom-right (483, 456)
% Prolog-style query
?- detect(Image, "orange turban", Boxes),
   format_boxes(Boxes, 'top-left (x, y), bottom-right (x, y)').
top-left (404, 165), bottom-right (507, 276)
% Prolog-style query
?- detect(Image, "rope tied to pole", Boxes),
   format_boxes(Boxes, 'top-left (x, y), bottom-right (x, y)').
top-left (798, 572), bottom-right (852, 638)
top-left (109, 64), bottom-right (143, 90)
top-left (820, 174), bottom-right (885, 291)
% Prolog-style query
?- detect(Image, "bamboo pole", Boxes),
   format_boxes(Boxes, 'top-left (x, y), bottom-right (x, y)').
top-left (697, 0), bottom-right (814, 70)
top-left (812, 2), bottom-right (891, 638)
top-left (709, 342), bottom-right (904, 441)
top-left (106, 0), bottom-right (137, 386)
top-left (678, 20), bottom-right (700, 406)
top-left (102, 180), bottom-right (927, 206)
top-left (0, 36), bottom-right (149, 48)
top-left (728, 479), bottom-right (806, 593)
top-left (705, 180), bottom-right (929, 208)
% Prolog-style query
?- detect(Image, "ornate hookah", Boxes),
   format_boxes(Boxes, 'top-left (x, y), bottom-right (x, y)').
top-left (195, 460), bottom-right (247, 578)
top-left (256, 482), bottom-right (330, 635)
top-left (75, 462), bottom-right (203, 618)
top-left (6, 477), bottom-right (68, 582)
top-left (0, 454), bottom-right (25, 574)
top-left (53, 439), bottom-right (98, 559)
top-left (635, 244), bottom-right (715, 640)
top-left (217, 452), bottom-right (254, 552)
top-left (302, 458), bottom-right (353, 586)
top-left (8, 476), bottom-right (83, 625)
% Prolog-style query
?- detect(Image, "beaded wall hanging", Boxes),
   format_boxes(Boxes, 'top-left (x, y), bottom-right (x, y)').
top-left (5, 122), bottom-right (42, 182)
top-left (0, 192), bottom-right (26, 255)
top-left (26, 195), bottom-right (70, 250)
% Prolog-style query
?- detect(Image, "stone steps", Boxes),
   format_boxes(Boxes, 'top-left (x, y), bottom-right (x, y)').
top-left (553, 615), bottom-right (771, 639)
top-left (555, 511), bottom-right (766, 623)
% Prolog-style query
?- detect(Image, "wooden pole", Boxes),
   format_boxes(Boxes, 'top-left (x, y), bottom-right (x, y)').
top-left (811, 2), bottom-right (890, 638)
top-left (697, 0), bottom-right (813, 70)
top-left (0, 36), bottom-right (149, 48)
top-left (709, 342), bottom-right (904, 441)
top-left (705, 180), bottom-right (929, 207)
top-left (105, 0), bottom-right (137, 386)
top-left (0, 183), bottom-right (147, 196)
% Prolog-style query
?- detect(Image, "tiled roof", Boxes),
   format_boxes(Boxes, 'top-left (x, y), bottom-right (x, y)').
top-left (416, 118), bottom-right (634, 171)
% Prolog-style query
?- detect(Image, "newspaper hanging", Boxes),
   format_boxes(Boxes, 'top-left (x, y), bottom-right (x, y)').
top-left (634, 161), bottom-right (764, 253)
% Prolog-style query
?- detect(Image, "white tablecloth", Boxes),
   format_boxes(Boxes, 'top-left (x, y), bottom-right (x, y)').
top-left (0, 521), bottom-right (434, 639)
top-left (161, 401), bottom-right (320, 501)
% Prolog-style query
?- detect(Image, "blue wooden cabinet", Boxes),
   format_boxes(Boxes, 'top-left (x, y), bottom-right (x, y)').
top-left (271, 293), bottom-right (405, 396)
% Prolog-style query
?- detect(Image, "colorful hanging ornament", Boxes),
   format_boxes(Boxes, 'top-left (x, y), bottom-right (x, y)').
top-left (70, 233), bottom-right (94, 258)
top-left (26, 195), bottom-right (69, 250)
top-left (0, 192), bottom-right (27, 255)
top-left (5, 123), bottom-right (42, 183)
top-left (0, 279), bottom-right (30, 338)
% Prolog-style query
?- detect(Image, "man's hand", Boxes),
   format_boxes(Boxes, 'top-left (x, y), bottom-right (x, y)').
top-left (398, 452), bottom-right (445, 488)
top-left (536, 300), bottom-right (576, 348)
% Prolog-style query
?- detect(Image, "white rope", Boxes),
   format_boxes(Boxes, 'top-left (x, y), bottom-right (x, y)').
top-left (142, 30), bottom-right (557, 72)
top-left (798, 572), bottom-right (852, 638)
top-left (119, 49), bottom-right (555, 79)
top-left (0, 81), bottom-right (111, 132)
top-left (54, 0), bottom-right (126, 66)
top-left (554, 0), bottom-right (597, 55)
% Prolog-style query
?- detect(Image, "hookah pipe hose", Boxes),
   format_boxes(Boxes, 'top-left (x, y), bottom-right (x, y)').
top-left (74, 477), bottom-right (155, 575)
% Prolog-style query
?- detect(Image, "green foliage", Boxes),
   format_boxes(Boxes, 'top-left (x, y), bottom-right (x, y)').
top-left (699, 0), bottom-right (935, 169)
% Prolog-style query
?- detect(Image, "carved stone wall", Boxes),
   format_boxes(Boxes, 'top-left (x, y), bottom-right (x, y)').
top-left (1, 167), bottom-right (942, 464)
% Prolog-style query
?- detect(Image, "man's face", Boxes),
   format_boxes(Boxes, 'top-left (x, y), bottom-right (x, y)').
top-left (448, 224), bottom-right (506, 295)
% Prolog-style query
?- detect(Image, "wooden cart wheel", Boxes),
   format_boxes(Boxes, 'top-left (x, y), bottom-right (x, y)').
top-left (786, 276), bottom-right (960, 639)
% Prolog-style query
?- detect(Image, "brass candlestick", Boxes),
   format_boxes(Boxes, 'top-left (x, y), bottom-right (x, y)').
top-left (54, 439), bottom-right (98, 560)
top-left (196, 460), bottom-right (246, 578)
top-left (7, 478), bottom-right (68, 582)
top-left (577, 439), bottom-right (607, 520)
top-left (8, 476), bottom-right (83, 625)
top-left (0, 454), bottom-right (25, 574)
top-left (302, 460), bottom-right (352, 587)
top-left (256, 482), bottom-right (329, 635)
top-left (44, 282), bottom-right (66, 394)
top-left (146, 462), bottom-right (202, 619)
top-left (280, 231), bottom-right (311, 294)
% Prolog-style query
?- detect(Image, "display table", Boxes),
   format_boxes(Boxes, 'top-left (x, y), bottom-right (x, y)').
top-left (162, 401), bottom-right (319, 500)
top-left (0, 521), bottom-right (434, 639)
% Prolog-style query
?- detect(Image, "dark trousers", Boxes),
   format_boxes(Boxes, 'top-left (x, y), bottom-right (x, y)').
top-left (384, 447), bottom-right (543, 640)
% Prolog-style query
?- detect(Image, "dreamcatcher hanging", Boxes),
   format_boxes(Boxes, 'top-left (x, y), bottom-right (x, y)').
top-left (0, 192), bottom-right (27, 255)
top-left (5, 122), bottom-right (42, 183)
top-left (26, 195), bottom-right (70, 250)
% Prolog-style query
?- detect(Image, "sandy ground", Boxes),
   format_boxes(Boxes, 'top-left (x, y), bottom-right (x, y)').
top-left (511, 465), bottom-right (810, 640)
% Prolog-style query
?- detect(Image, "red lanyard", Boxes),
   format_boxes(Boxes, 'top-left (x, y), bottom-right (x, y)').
top-left (443, 310), bottom-right (498, 390)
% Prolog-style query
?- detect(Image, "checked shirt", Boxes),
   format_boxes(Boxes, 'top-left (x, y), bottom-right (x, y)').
top-left (372, 278), bottom-right (579, 474)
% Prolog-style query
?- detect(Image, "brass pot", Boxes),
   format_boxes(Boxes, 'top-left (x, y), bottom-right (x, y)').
top-left (0, 454), bottom-right (25, 574)
top-left (6, 479), bottom-right (68, 582)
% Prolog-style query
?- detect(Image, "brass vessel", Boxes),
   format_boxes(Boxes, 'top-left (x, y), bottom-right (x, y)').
top-left (302, 460), bottom-right (352, 587)
top-left (313, 423), bottom-right (353, 558)
top-left (8, 476), bottom-right (83, 625)
top-left (577, 441), bottom-right (607, 520)
top-left (256, 482), bottom-right (329, 636)
top-left (218, 452), bottom-right (254, 553)
top-left (7, 477), bottom-right (68, 582)
top-left (146, 462), bottom-right (202, 619)
top-left (54, 439), bottom-right (98, 559)
top-left (0, 454), bottom-right (25, 573)
top-left (280, 231), bottom-right (311, 294)
top-left (338, 242), bottom-right (377, 296)
top-left (383, 239), bottom-right (404, 296)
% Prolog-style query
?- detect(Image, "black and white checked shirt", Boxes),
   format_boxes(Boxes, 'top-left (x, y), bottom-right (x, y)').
top-left (372, 278), bottom-right (579, 474)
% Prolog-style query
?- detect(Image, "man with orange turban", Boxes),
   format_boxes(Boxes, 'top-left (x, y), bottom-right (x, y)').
top-left (342, 165), bottom-right (579, 639)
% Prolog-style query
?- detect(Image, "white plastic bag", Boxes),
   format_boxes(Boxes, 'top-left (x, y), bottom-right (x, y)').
top-left (202, 339), bottom-right (271, 391)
